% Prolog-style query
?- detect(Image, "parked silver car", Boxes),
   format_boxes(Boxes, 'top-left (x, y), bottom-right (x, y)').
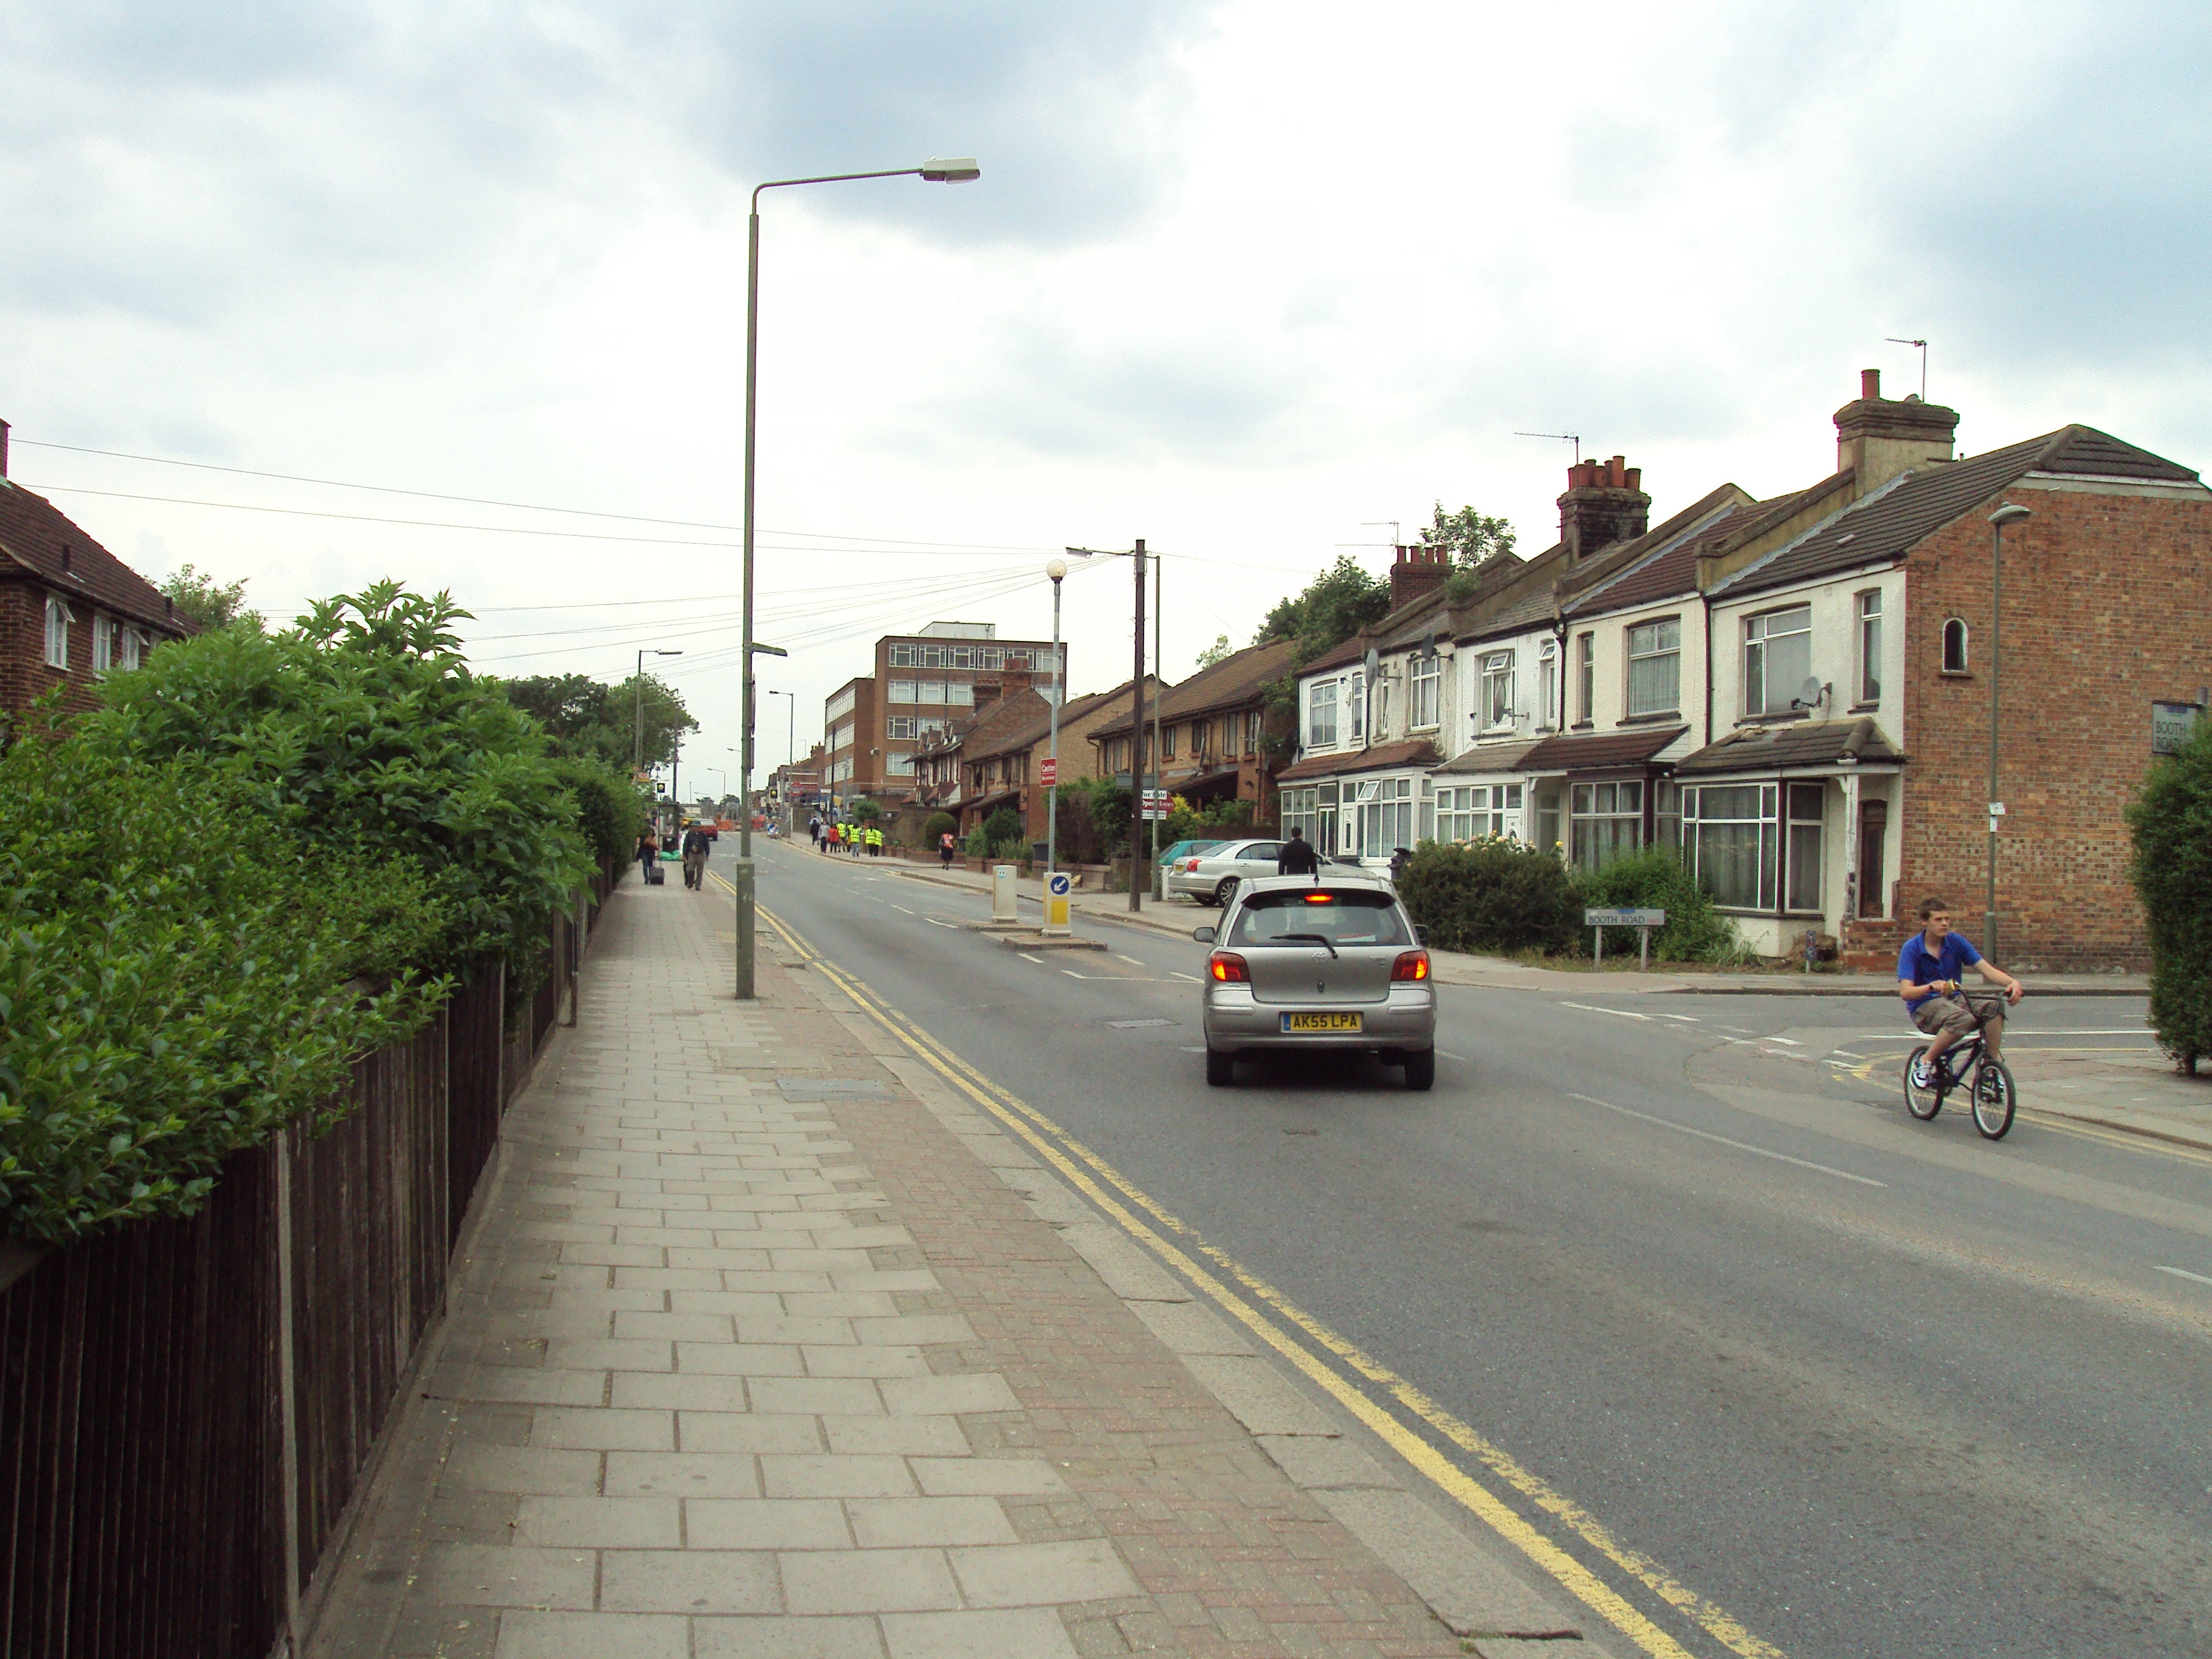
top-left (1165, 837), bottom-right (1284, 907)
top-left (1192, 874), bottom-right (1436, 1090)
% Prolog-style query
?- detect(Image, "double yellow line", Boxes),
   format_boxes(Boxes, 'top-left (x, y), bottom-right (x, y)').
top-left (743, 891), bottom-right (1786, 1659)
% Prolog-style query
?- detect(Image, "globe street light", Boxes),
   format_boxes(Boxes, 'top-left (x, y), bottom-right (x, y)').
top-left (1986, 501), bottom-right (2031, 958)
top-left (736, 158), bottom-right (980, 999)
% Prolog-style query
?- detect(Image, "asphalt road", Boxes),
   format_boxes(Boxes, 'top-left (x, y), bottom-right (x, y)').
top-left (720, 838), bottom-right (2212, 1659)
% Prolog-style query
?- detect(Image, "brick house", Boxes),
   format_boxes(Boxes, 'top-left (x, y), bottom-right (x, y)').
top-left (1281, 374), bottom-right (2211, 965)
top-left (0, 424), bottom-right (193, 722)
top-left (1086, 640), bottom-right (1298, 830)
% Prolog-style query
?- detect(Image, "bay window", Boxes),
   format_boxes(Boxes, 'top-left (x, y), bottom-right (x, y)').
top-left (1436, 783), bottom-right (1524, 842)
top-left (1570, 780), bottom-right (1642, 872)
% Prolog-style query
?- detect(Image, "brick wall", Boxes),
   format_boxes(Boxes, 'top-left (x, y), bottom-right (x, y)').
top-left (0, 581), bottom-right (105, 723)
top-left (1900, 484), bottom-right (2212, 970)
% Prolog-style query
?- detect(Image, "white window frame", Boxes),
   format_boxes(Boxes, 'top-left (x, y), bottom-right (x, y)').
top-left (1576, 632), bottom-right (1595, 723)
top-left (118, 626), bottom-right (142, 671)
top-left (1856, 591), bottom-right (1882, 705)
top-left (1942, 617), bottom-right (1969, 674)
top-left (1481, 652), bottom-right (1515, 731)
top-left (921, 645), bottom-right (945, 668)
top-left (1435, 782), bottom-right (1524, 843)
top-left (890, 643), bottom-right (917, 667)
top-left (92, 615), bottom-right (114, 675)
top-left (1537, 640), bottom-right (1558, 730)
top-left (1347, 673), bottom-right (1366, 744)
top-left (1569, 779), bottom-right (1643, 872)
top-left (1373, 676), bottom-right (1392, 739)
top-left (888, 679), bottom-right (917, 704)
top-left (1743, 603), bottom-right (1813, 716)
top-left (918, 682), bottom-right (948, 705)
top-left (44, 596), bottom-right (73, 669)
top-left (1410, 653), bottom-right (1441, 730)
top-left (886, 716), bottom-right (918, 739)
top-left (1307, 679), bottom-right (1338, 748)
top-left (1683, 783), bottom-right (1778, 911)
top-left (947, 682), bottom-right (975, 707)
top-left (1624, 617), bottom-right (1681, 718)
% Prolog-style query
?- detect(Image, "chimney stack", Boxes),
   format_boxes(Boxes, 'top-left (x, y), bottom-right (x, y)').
top-left (1835, 367), bottom-right (1957, 497)
top-left (1557, 454), bottom-right (1650, 565)
top-left (1, 417), bottom-right (10, 479)
top-left (1390, 543), bottom-right (1452, 610)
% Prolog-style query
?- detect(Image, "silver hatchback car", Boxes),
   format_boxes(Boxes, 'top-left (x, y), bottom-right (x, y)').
top-left (1192, 874), bottom-right (1437, 1090)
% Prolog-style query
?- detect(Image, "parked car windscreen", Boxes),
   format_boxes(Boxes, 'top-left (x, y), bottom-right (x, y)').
top-left (1159, 839), bottom-right (1225, 864)
top-left (1227, 889), bottom-right (1412, 948)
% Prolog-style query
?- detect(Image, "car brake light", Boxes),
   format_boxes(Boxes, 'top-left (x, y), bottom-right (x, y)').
top-left (1392, 950), bottom-right (1430, 982)
top-left (1209, 950), bottom-right (1250, 983)
top-left (1183, 858), bottom-right (1201, 871)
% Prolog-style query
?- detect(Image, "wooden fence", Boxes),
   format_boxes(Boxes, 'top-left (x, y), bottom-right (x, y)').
top-left (0, 862), bottom-right (623, 1658)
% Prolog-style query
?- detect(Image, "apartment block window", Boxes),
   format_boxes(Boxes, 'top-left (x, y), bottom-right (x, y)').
top-left (1435, 783), bottom-right (1523, 842)
top-left (1481, 652), bottom-right (1515, 730)
top-left (1410, 653), bottom-right (1441, 729)
top-left (1625, 617), bottom-right (1681, 717)
top-left (1683, 783), bottom-right (1776, 910)
top-left (1942, 617), bottom-right (1969, 674)
top-left (887, 716), bottom-right (918, 739)
top-left (1786, 783), bottom-right (1825, 913)
top-left (827, 686), bottom-right (857, 722)
top-left (830, 721), bottom-right (854, 751)
top-left (888, 679), bottom-right (917, 703)
top-left (947, 682), bottom-right (975, 706)
top-left (1308, 679), bottom-right (1338, 747)
top-left (885, 752), bottom-right (915, 776)
top-left (890, 643), bottom-right (917, 667)
top-left (950, 646), bottom-right (976, 668)
top-left (1538, 640), bottom-right (1558, 729)
top-left (1347, 673), bottom-right (1366, 743)
top-left (1004, 649), bottom-right (1033, 669)
top-left (44, 596), bottom-right (72, 669)
top-left (920, 645), bottom-right (945, 668)
top-left (1576, 633), bottom-right (1595, 723)
top-left (1744, 604), bottom-right (1812, 715)
top-left (982, 646), bottom-right (1005, 670)
top-left (92, 615), bottom-right (114, 675)
top-left (1570, 780), bottom-right (1642, 872)
top-left (918, 682), bottom-right (948, 705)
top-left (1245, 709), bottom-right (1263, 754)
top-left (1857, 591), bottom-right (1883, 704)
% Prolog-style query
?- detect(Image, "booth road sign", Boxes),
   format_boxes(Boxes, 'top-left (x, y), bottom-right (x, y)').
top-left (1584, 908), bottom-right (1666, 928)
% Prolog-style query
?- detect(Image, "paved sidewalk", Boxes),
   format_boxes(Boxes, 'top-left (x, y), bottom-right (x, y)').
top-left (306, 872), bottom-right (1523, 1659)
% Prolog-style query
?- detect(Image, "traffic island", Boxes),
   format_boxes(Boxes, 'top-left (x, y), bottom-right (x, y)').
top-left (995, 930), bottom-right (1107, 951)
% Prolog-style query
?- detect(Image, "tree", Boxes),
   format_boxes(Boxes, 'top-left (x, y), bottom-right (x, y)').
top-left (158, 563), bottom-right (263, 632)
top-left (2127, 714), bottom-right (2212, 1071)
top-left (1420, 503), bottom-right (1517, 568)
top-left (1195, 633), bottom-right (1233, 670)
top-left (498, 671), bottom-right (697, 771)
top-left (1253, 556), bottom-right (1392, 663)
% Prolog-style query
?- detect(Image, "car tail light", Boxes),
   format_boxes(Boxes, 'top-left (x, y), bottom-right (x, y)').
top-left (1208, 950), bottom-right (1250, 983)
top-left (1183, 858), bottom-right (1202, 872)
top-left (1392, 950), bottom-right (1430, 982)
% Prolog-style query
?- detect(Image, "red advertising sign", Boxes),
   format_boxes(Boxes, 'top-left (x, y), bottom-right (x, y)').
top-left (1040, 756), bottom-right (1058, 786)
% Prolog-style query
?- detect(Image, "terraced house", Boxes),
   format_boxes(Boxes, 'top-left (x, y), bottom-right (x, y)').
top-left (1285, 372), bottom-right (2212, 968)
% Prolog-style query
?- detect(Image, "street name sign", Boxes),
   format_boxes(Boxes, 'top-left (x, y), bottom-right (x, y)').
top-left (2152, 700), bottom-right (2205, 756)
top-left (1584, 908), bottom-right (1666, 928)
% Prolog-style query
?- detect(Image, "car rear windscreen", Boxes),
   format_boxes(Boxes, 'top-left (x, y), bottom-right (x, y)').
top-left (1228, 890), bottom-right (1411, 948)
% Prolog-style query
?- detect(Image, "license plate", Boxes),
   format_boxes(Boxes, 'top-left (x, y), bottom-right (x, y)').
top-left (1282, 1011), bottom-right (1362, 1033)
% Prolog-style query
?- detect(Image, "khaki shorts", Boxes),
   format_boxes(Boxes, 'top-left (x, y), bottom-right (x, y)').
top-left (1911, 991), bottom-right (2006, 1039)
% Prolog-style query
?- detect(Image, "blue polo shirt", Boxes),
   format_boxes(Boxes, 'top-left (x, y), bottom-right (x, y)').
top-left (1898, 931), bottom-right (1983, 1011)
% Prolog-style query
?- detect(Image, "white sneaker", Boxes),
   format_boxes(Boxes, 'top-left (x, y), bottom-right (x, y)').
top-left (1910, 1057), bottom-right (1934, 1090)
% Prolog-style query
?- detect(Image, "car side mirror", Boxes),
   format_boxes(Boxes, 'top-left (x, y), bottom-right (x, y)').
top-left (1193, 925), bottom-right (1216, 944)
top-left (1416, 925), bottom-right (1429, 945)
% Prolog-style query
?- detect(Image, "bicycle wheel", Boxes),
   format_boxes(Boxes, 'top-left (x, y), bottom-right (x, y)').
top-left (1903, 1045), bottom-right (1942, 1121)
top-left (1971, 1060), bottom-right (2016, 1141)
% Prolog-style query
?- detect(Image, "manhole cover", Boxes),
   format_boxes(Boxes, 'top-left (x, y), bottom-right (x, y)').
top-left (1107, 1018), bottom-right (1176, 1030)
top-left (777, 1079), bottom-right (885, 1100)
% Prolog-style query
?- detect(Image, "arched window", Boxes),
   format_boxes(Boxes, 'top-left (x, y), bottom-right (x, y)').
top-left (1942, 617), bottom-right (1969, 674)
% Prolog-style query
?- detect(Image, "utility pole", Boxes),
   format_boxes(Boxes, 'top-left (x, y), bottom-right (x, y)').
top-left (1151, 551), bottom-right (1164, 900)
top-left (1131, 538), bottom-right (1147, 913)
top-left (1046, 560), bottom-right (1066, 875)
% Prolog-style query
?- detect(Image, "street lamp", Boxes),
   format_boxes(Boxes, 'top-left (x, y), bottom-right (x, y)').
top-left (1045, 560), bottom-right (1066, 877)
top-left (736, 156), bottom-right (980, 999)
top-left (634, 648), bottom-right (683, 774)
top-left (1986, 501), bottom-right (2031, 959)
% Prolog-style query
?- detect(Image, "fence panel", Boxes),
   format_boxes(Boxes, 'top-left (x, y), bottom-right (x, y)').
top-left (444, 965), bottom-right (504, 1250)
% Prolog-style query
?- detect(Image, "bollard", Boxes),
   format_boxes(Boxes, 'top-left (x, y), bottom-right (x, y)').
top-left (733, 857), bottom-right (756, 1000)
top-left (992, 863), bottom-right (1017, 923)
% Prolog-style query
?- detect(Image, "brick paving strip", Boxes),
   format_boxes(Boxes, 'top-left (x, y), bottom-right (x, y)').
top-left (307, 874), bottom-right (1589, 1659)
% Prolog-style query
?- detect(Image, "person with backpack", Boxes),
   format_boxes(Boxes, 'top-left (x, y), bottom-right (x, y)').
top-left (939, 828), bottom-right (957, 868)
top-left (680, 822), bottom-right (712, 890)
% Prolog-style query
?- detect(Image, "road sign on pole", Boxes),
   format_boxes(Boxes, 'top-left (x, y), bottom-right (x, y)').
top-left (1042, 869), bottom-right (1072, 935)
top-left (1040, 754), bottom-right (1057, 787)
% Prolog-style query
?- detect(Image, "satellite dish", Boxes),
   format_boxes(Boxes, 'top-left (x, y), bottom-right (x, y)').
top-left (1421, 631), bottom-right (1438, 659)
top-left (1792, 676), bottom-right (1825, 710)
top-left (1364, 646), bottom-right (1381, 680)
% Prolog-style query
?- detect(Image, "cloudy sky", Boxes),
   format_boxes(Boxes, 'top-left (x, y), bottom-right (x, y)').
top-left (5, 0), bottom-right (2207, 792)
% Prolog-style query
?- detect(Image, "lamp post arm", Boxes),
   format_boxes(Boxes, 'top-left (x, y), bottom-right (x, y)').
top-left (752, 168), bottom-right (923, 210)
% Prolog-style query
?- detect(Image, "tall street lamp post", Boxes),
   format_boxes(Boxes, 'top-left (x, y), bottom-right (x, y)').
top-left (1986, 501), bottom-right (2031, 959)
top-left (737, 156), bottom-right (980, 999)
top-left (634, 647), bottom-right (683, 776)
top-left (764, 690), bottom-right (796, 838)
top-left (1067, 541), bottom-right (1154, 913)
top-left (1045, 560), bottom-right (1065, 875)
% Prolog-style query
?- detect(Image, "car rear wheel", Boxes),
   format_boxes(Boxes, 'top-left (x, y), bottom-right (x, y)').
top-left (1402, 1048), bottom-right (1435, 1091)
top-left (1205, 1045), bottom-right (1235, 1087)
top-left (1213, 876), bottom-right (1239, 907)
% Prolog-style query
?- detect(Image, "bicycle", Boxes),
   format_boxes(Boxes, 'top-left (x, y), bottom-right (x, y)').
top-left (1902, 993), bottom-right (2017, 1141)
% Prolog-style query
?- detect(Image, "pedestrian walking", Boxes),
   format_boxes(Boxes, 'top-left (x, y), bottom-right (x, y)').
top-left (1277, 826), bottom-right (1320, 877)
top-left (680, 822), bottom-right (711, 890)
top-left (939, 828), bottom-right (957, 869)
top-left (866, 824), bottom-right (883, 857)
top-left (635, 830), bottom-right (659, 882)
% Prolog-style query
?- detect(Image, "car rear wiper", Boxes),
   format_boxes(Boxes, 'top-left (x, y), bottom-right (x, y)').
top-left (1277, 932), bottom-right (1338, 958)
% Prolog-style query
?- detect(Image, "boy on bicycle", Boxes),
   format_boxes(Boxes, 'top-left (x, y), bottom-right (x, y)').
top-left (1900, 897), bottom-right (2023, 1088)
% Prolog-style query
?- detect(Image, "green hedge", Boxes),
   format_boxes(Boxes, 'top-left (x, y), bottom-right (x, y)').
top-left (1395, 839), bottom-right (1581, 955)
top-left (0, 736), bottom-right (447, 1242)
top-left (551, 757), bottom-right (651, 869)
top-left (2127, 714), bottom-right (2212, 1071)
top-left (1575, 846), bottom-right (1754, 964)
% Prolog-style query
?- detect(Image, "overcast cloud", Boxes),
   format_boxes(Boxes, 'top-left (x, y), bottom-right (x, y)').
top-left (2, 0), bottom-right (2206, 785)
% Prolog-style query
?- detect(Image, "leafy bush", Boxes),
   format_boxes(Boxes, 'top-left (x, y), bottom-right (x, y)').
top-left (1576, 846), bottom-right (1754, 964)
top-left (851, 797), bottom-right (882, 823)
top-left (2127, 714), bottom-right (2212, 1071)
top-left (964, 826), bottom-right (991, 857)
top-left (0, 733), bottom-right (447, 1242)
top-left (988, 839), bottom-right (1030, 863)
top-left (982, 806), bottom-right (1024, 848)
top-left (1396, 839), bottom-right (1581, 955)
top-left (923, 811), bottom-right (957, 846)
top-left (89, 585), bottom-right (592, 987)
top-left (551, 757), bottom-right (650, 868)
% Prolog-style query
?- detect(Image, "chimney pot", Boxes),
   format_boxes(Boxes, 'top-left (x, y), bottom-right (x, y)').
top-left (0, 416), bottom-right (10, 478)
top-left (1861, 367), bottom-right (1881, 401)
